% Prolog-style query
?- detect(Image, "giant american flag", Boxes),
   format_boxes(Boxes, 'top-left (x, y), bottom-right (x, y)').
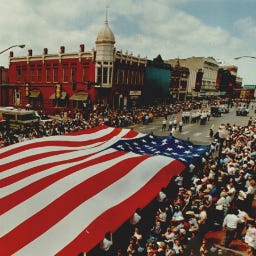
top-left (1, 125), bottom-right (209, 255)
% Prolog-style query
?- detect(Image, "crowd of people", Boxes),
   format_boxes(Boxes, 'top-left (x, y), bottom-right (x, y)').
top-left (0, 100), bottom-right (210, 147)
top-left (0, 99), bottom-right (255, 256)
top-left (91, 117), bottom-right (256, 255)
top-left (0, 99), bottom-right (230, 147)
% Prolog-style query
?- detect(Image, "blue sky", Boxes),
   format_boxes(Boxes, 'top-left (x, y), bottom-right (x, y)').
top-left (0, 0), bottom-right (256, 85)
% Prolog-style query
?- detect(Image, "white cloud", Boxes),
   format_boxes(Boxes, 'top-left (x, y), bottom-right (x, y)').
top-left (0, 0), bottom-right (255, 85)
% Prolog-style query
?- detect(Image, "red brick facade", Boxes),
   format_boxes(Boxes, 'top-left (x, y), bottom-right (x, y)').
top-left (6, 45), bottom-right (96, 114)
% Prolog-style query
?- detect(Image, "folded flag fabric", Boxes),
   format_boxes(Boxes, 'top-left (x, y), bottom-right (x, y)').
top-left (0, 125), bottom-right (208, 256)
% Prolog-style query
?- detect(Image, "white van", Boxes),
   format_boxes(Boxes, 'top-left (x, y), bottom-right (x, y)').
top-left (0, 107), bottom-right (40, 129)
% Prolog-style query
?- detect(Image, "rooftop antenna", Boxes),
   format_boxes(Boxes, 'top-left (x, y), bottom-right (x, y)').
top-left (105, 5), bottom-right (109, 24)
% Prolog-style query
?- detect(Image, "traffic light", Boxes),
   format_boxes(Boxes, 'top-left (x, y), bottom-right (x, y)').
top-left (25, 83), bottom-right (30, 97)
top-left (55, 83), bottom-right (62, 99)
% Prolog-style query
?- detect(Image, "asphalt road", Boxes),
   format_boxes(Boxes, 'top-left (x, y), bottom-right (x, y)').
top-left (129, 105), bottom-right (255, 145)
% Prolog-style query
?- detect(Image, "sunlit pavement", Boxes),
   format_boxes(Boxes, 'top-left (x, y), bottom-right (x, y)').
top-left (129, 105), bottom-right (255, 145)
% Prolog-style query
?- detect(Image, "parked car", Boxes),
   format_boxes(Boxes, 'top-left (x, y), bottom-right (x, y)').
top-left (211, 106), bottom-right (221, 117)
top-left (236, 107), bottom-right (249, 116)
top-left (218, 105), bottom-right (229, 113)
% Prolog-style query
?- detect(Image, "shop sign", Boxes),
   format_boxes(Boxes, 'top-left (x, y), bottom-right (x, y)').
top-left (129, 90), bottom-right (141, 96)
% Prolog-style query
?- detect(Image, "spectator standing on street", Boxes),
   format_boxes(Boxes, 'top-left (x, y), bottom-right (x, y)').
top-left (209, 128), bottom-right (214, 138)
top-left (173, 118), bottom-right (177, 130)
top-left (162, 119), bottom-right (167, 132)
top-left (178, 120), bottom-right (183, 133)
top-left (168, 119), bottom-right (173, 131)
top-left (222, 208), bottom-right (241, 248)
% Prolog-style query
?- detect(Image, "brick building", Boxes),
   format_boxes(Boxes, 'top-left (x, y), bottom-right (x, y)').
top-left (0, 66), bottom-right (9, 106)
top-left (6, 46), bottom-right (95, 114)
top-left (1, 15), bottom-right (147, 113)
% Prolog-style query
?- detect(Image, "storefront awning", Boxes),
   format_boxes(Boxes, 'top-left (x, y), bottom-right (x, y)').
top-left (70, 92), bottom-right (88, 101)
top-left (29, 90), bottom-right (41, 98)
top-left (49, 91), bottom-right (67, 100)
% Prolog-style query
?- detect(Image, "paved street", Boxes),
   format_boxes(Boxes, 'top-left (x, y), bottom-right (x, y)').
top-left (129, 105), bottom-right (255, 145)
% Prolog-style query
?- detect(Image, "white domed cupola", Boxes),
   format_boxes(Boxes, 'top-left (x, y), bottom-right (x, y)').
top-left (95, 7), bottom-right (115, 88)
top-left (96, 19), bottom-right (115, 45)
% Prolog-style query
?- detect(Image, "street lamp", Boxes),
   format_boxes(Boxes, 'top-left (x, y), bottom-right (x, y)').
top-left (234, 56), bottom-right (256, 60)
top-left (0, 44), bottom-right (25, 55)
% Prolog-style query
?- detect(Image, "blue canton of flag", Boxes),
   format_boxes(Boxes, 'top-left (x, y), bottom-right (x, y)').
top-left (111, 134), bottom-right (210, 164)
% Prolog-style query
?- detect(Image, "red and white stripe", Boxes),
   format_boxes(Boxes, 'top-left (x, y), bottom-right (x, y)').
top-left (0, 126), bottom-right (185, 256)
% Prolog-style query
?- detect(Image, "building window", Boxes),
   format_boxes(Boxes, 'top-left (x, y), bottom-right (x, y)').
top-left (37, 65), bottom-right (42, 82)
top-left (63, 64), bottom-right (69, 82)
top-left (30, 65), bottom-right (36, 82)
top-left (22, 65), bottom-right (26, 82)
top-left (82, 62), bottom-right (89, 83)
top-left (53, 64), bottom-right (58, 83)
top-left (127, 70), bottom-right (131, 84)
top-left (109, 67), bottom-right (112, 85)
top-left (16, 66), bottom-right (21, 82)
top-left (46, 65), bottom-right (51, 83)
top-left (97, 66), bottom-right (102, 85)
top-left (71, 64), bottom-right (77, 82)
top-left (103, 67), bottom-right (108, 84)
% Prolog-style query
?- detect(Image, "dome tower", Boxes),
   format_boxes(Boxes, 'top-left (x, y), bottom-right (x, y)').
top-left (95, 7), bottom-right (115, 88)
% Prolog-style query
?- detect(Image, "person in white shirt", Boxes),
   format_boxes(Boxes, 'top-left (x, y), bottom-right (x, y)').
top-left (162, 119), bottom-right (167, 131)
top-left (222, 209), bottom-right (241, 248)
top-left (99, 232), bottom-right (113, 254)
top-left (236, 209), bottom-right (254, 239)
top-left (244, 178), bottom-right (256, 212)
top-left (157, 188), bottom-right (167, 203)
top-left (245, 220), bottom-right (256, 256)
top-left (130, 208), bottom-right (142, 225)
top-left (214, 192), bottom-right (226, 225)
top-left (168, 119), bottom-right (173, 131)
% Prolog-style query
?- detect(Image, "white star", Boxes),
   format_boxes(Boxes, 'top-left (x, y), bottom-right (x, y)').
top-left (184, 150), bottom-right (191, 154)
